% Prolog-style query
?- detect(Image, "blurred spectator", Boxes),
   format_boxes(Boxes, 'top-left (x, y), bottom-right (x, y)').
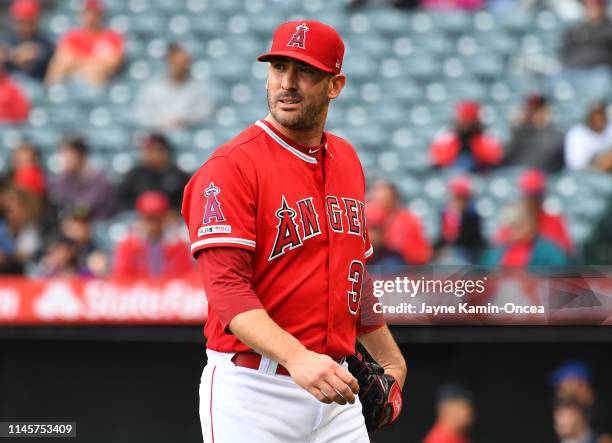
top-left (435, 176), bottom-right (484, 264)
top-left (554, 397), bottom-right (598, 443)
top-left (1, 0), bottom-right (54, 80)
top-left (491, 0), bottom-right (582, 21)
top-left (552, 361), bottom-right (595, 409)
top-left (116, 133), bottom-right (189, 213)
top-left (49, 136), bottom-right (114, 219)
top-left (483, 202), bottom-right (569, 266)
top-left (560, 0), bottom-right (612, 70)
top-left (565, 103), bottom-right (612, 172)
top-left (552, 361), bottom-right (612, 442)
top-left (37, 235), bottom-right (83, 277)
top-left (134, 43), bottom-right (213, 130)
top-left (45, 0), bottom-right (124, 87)
top-left (8, 141), bottom-right (46, 196)
top-left (504, 94), bottom-right (565, 173)
top-left (495, 169), bottom-right (573, 253)
top-left (113, 191), bottom-right (193, 278)
top-left (423, 383), bottom-right (475, 443)
top-left (430, 101), bottom-right (503, 173)
top-left (0, 186), bottom-right (42, 274)
top-left (367, 180), bottom-right (432, 265)
top-left (59, 206), bottom-right (109, 276)
top-left (420, 0), bottom-right (484, 10)
top-left (0, 48), bottom-right (30, 124)
top-left (366, 203), bottom-right (407, 268)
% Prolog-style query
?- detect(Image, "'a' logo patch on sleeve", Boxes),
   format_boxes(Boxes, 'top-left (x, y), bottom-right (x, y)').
top-left (202, 182), bottom-right (226, 224)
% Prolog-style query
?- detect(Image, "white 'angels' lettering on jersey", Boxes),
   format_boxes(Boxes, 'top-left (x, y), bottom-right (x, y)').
top-left (268, 195), bottom-right (366, 261)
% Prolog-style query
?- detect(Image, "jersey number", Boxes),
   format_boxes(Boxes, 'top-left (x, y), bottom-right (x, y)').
top-left (347, 260), bottom-right (364, 315)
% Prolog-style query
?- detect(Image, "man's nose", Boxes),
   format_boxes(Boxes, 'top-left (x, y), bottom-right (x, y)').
top-left (281, 65), bottom-right (298, 90)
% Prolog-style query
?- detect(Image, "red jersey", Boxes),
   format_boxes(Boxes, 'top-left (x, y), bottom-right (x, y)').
top-left (495, 208), bottom-right (573, 252)
top-left (384, 209), bottom-right (432, 265)
top-left (59, 28), bottom-right (124, 59)
top-left (0, 74), bottom-right (30, 123)
top-left (182, 120), bottom-right (372, 359)
top-left (423, 423), bottom-right (471, 443)
top-left (113, 230), bottom-right (193, 279)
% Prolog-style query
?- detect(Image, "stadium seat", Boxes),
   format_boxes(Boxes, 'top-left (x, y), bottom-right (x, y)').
top-left (432, 11), bottom-right (471, 34)
top-left (130, 13), bottom-right (166, 37)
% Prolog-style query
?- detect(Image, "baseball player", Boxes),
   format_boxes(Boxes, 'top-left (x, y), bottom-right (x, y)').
top-left (182, 20), bottom-right (406, 442)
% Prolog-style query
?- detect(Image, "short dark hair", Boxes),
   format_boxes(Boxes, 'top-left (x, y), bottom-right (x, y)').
top-left (143, 132), bottom-right (172, 151)
top-left (166, 42), bottom-right (187, 58)
top-left (61, 135), bottom-right (88, 156)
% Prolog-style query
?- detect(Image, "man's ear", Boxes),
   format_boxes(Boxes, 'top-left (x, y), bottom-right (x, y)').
top-left (328, 73), bottom-right (346, 100)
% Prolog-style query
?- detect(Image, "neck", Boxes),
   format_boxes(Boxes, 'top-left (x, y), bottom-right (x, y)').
top-left (264, 113), bottom-right (326, 147)
top-left (171, 72), bottom-right (188, 83)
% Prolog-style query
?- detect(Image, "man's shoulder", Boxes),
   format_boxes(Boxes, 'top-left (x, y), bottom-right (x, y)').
top-left (192, 123), bottom-right (266, 175)
top-left (214, 123), bottom-right (266, 158)
top-left (325, 131), bottom-right (362, 162)
top-left (100, 27), bottom-right (124, 40)
top-left (326, 131), bottom-right (354, 150)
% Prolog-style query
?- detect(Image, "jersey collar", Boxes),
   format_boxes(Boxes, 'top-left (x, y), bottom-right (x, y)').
top-left (255, 120), bottom-right (328, 164)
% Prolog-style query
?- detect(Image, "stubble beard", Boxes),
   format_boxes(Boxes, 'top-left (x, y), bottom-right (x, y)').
top-left (267, 89), bottom-right (329, 132)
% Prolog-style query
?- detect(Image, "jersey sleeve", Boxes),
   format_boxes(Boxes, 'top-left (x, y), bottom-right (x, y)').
top-left (181, 156), bottom-right (257, 257)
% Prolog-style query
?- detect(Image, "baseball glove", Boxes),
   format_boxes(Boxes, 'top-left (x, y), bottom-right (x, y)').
top-left (346, 347), bottom-right (403, 432)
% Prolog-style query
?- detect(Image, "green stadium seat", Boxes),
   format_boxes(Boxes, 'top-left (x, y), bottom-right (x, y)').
top-left (190, 13), bottom-right (227, 38)
top-left (495, 10), bottom-right (533, 34)
top-left (131, 13), bottom-right (165, 37)
top-left (381, 79), bottom-right (423, 105)
top-left (367, 8), bottom-right (411, 37)
top-left (432, 12), bottom-right (471, 34)
top-left (343, 54), bottom-right (379, 81)
top-left (399, 52), bottom-right (440, 80)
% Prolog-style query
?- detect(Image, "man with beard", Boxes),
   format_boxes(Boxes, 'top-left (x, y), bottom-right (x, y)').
top-left (182, 20), bottom-right (406, 443)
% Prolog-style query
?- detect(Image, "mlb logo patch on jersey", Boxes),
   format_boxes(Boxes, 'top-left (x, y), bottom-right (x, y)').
top-left (198, 225), bottom-right (232, 237)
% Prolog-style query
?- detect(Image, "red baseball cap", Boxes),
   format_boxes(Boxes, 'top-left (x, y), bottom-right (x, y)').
top-left (10, 0), bottom-right (40, 20)
top-left (257, 20), bottom-right (345, 75)
top-left (84, 0), bottom-right (104, 13)
top-left (519, 169), bottom-right (547, 196)
top-left (136, 191), bottom-right (169, 217)
top-left (455, 100), bottom-right (481, 124)
top-left (449, 176), bottom-right (472, 197)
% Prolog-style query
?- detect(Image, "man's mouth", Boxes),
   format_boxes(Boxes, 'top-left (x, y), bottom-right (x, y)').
top-left (278, 98), bottom-right (301, 105)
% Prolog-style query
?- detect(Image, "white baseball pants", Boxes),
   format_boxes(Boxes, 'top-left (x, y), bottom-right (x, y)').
top-left (199, 349), bottom-right (369, 443)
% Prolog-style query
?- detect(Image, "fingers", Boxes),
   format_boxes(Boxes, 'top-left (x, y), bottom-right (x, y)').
top-left (327, 374), bottom-right (356, 405)
top-left (309, 386), bottom-right (332, 404)
top-left (318, 380), bottom-right (349, 405)
top-left (335, 366), bottom-right (360, 395)
top-left (287, 351), bottom-right (361, 406)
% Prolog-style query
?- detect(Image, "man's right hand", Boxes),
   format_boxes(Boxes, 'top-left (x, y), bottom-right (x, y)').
top-left (283, 349), bottom-right (360, 405)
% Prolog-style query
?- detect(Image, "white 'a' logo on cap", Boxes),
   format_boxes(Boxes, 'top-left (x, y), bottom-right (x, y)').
top-left (287, 23), bottom-right (309, 49)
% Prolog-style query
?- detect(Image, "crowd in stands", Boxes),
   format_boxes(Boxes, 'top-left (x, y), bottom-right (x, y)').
top-left (0, 130), bottom-right (193, 277)
top-left (422, 361), bottom-right (611, 443)
top-left (1, 0), bottom-right (612, 277)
